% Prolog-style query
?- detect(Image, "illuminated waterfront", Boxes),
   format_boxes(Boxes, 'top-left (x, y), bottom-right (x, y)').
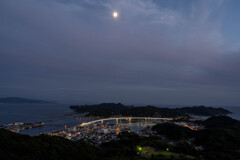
top-left (0, 104), bottom-right (239, 135)
top-left (44, 117), bottom-right (204, 146)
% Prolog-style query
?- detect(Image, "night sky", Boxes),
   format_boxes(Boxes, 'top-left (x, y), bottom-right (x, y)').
top-left (1, 0), bottom-right (240, 105)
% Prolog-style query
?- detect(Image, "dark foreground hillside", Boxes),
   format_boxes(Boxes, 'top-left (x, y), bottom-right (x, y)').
top-left (152, 116), bottom-right (240, 160)
top-left (0, 128), bottom-right (201, 160)
top-left (0, 129), bottom-right (97, 160)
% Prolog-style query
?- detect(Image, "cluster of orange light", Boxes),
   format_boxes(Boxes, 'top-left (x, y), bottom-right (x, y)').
top-left (183, 124), bottom-right (198, 130)
top-left (116, 127), bottom-right (120, 135)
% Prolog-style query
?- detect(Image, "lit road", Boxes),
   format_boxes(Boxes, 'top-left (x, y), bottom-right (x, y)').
top-left (80, 117), bottom-right (173, 127)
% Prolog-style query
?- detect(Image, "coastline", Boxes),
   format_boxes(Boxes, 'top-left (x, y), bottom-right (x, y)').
top-left (0, 103), bottom-right (239, 136)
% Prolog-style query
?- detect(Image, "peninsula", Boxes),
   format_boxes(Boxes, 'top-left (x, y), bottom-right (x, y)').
top-left (70, 103), bottom-right (231, 117)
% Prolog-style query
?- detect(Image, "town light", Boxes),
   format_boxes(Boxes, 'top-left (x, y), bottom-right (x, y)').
top-left (137, 146), bottom-right (142, 151)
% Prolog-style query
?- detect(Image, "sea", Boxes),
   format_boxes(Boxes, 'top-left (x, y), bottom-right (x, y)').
top-left (0, 103), bottom-right (240, 135)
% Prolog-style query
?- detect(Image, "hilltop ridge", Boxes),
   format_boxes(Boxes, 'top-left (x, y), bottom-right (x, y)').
top-left (70, 103), bottom-right (231, 117)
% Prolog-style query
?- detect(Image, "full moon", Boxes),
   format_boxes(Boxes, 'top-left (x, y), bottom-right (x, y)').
top-left (113, 11), bottom-right (118, 18)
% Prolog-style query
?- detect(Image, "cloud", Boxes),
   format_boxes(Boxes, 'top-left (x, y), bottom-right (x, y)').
top-left (1, 0), bottom-right (240, 105)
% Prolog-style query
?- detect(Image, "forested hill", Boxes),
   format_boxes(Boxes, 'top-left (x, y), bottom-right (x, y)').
top-left (70, 103), bottom-right (231, 117)
top-left (70, 103), bottom-right (131, 112)
top-left (175, 106), bottom-right (231, 116)
top-left (0, 128), bottom-right (97, 160)
top-left (201, 115), bottom-right (240, 128)
top-left (70, 103), bottom-right (186, 117)
top-left (121, 106), bottom-right (185, 118)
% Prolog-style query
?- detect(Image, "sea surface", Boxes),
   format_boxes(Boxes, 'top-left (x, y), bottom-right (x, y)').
top-left (0, 103), bottom-right (85, 135)
top-left (0, 103), bottom-right (239, 135)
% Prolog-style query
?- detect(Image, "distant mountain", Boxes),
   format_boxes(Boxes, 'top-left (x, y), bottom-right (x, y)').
top-left (0, 97), bottom-right (55, 104)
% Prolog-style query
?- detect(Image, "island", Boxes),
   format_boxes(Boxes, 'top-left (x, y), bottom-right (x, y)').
top-left (175, 106), bottom-right (231, 116)
top-left (0, 97), bottom-right (55, 104)
top-left (70, 103), bottom-right (231, 117)
top-left (70, 103), bottom-right (187, 118)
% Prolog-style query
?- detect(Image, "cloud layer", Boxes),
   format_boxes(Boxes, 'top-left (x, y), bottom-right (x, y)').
top-left (1, 0), bottom-right (240, 105)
